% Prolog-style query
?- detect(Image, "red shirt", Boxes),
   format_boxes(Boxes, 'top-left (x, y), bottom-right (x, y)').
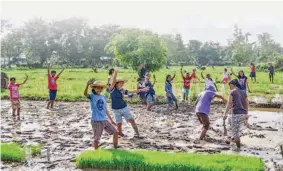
top-left (48, 73), bottom-right (59, 90)
top-left (191, 72), bottom-right (196, 78)
top-left (250, 65), bottom-right (256, 72)
top-left (8, 84), bottom-right (20, 100)
top-left (183, 76), bottom-right (192, 89)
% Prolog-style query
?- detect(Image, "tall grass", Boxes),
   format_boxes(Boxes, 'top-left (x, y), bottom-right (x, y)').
top-left (0, 143), bottom-right (25, 162)
top-left (76, 149), bottom-right (264, 171)
top-left (1, 66), bottom-right (282, 101)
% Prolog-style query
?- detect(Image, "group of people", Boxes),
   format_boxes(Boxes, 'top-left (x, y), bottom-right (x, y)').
top-left (4, 62), bottom-right (277, 150)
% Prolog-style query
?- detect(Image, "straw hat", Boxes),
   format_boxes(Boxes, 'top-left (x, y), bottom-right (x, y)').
top-left (89, 80), bottom-right (107, 88)
top-left (116, 77), bottom-right (128, 83)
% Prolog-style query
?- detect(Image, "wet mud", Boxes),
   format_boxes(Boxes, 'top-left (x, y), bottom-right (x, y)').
top-left (1, 100), bottom-right (283, 171)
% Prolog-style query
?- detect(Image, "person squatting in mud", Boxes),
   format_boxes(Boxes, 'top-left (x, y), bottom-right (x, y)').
top-left (194, 85), bottom-right (227, 140)
top-left (84, 79), bottom-right (118, 149)
top-left (165, 72), bottom-right (178, 110)
top-left (47, 63), bottom-right (65, 109)
top-left (180, 66), bottom-right (192, 102)
top-left (109, 68), bottom-right (148, 137)
top-left (223, 79), bottom-right (249, 149)
top-left (143, 72), bottom-right (157, 111)
top-left (5, 74), bottom-right (28, 118)
top-left (201, 71), bottom-right (218, 91)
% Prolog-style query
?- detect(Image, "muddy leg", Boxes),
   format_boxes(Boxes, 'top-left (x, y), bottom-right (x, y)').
top-left (147, 102), bottom-right (156, 111)
top-left (50, 100), bottom-right (54, 108)
top-left (12, 108), bottom-right (16, 116)
top-left (113, 132), bottom-right (118, 148)
top-left (129, 119), bottom-right (139, 137)
top-left (183, 93), bottom-right (185, 101)
top-left (117, 123), bottom-right (124, 136)
top-left (47, 101), bottom-right (51, 109)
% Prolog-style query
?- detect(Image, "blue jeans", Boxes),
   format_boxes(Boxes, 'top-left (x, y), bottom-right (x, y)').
top-left (49, 90), bottom-right (57, 100)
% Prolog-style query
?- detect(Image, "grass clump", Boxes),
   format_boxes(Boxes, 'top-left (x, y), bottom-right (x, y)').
top-left (76, 149), bottom-right (264, 171)
top-left (25, 144), bottom-right (42, 157)
top-left (0, 143), bottom-right (25, 162)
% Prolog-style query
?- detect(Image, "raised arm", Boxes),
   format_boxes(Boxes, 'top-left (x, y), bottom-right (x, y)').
top-left (152, 76), bottom-right (156, 87)
top-left (19, 74), bottom-right (28, 85)
top-left (230, 68), bottom-right (237, 77)
top-left (201, 71), bottom-right (205, 80)
top-left (84, 79), bottom-right (93, 97)
top-left (47, 63), bottom-right (51, 75)
top-left (109, 68), bottom-right (118, 90)
top-left (57, 65), bottom-right (65, 77)
top-left (172, 72), bottom-right (176, 80)
top-left (180, 67), bottom-right (185, 79)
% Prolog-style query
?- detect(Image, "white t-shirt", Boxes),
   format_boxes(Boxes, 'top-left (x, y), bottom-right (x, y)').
top-left (223, 71), bottom-right (229, 78)
top-left (205, 78), bottom-right (215, 89)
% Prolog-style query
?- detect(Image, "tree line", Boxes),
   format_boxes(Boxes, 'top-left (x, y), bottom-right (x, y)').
top-left (1, 18), bottom-right (283, 71)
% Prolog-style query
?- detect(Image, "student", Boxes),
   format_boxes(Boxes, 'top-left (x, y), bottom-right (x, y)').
top-left (6, 74), bottom-right (28, 117)
top-left (84, 80), bottom-right (118, 149)
top-left (47, 64), bottom-right (65, 109)
top-left (222, 68), bottom-right (229, 85)
top-left (223, 79), bottom-right (249, 149)
top-left (250, 63), bottom-right (256, 83)
top-left (267, 63), bottom-right (275, 83)
top-left (201, 71), bottom-right (218, 91)
top-left (195, 85), bottom-right (226, 140)
top-left (231, 69), bottom-right (251, 94)
top-left (180, 66), bottom-right (192, 102)
top-left (109, 68), bottom-right (148, 137)
top-left (191, 69), bottom-right (200, 84)
top-left (143, 72), bottom-right (157, 111)
top-left (165, 72), bottom-right (178, 110)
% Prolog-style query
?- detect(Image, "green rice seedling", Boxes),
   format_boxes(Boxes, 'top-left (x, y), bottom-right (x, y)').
top-left (0, 143), bottom-right (25, 162)
top-left (76, 149), bottom-right (264, 171)
top-left (25, 144), bottom-right (42, 157)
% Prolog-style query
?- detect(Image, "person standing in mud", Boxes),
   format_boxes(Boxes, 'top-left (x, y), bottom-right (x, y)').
top-left (223, 79), bottom-right (249, 149)
top-left (191, 69), bottom-right (200, 84)
top-left (194, 85), bottom-right (226, 140)
top-left (109, 68), bottom-right (148, 137)
top-left (143, 72), bottom-right (157, 111)
top-left (139, 64), bottom-right (147, 81)
top-left (5, 74), bottom-right (28, 117)
top-left (267, 63), bottom-right (275, 84)
top-left (165, 72), bottom-right (178, 110)
top-left (201, 71), bottom-right (218, 91)
top-left (180, 66), bottom-right (192, 102)
top-left (231, 69), bottom-right (251, 94)
top-left (84, 79), bottom-right (118, 149)
top-left (47, 64), bottom-right (65, 109)
top-left (250, 63), bottom-right (256, 83)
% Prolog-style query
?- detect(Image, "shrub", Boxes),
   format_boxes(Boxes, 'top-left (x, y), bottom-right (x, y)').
top-left (76, 149), bottom-right (264, 171)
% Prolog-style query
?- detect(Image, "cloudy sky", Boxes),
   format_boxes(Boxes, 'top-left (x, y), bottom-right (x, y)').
top-left (2, 0), bottom-right (283, 45)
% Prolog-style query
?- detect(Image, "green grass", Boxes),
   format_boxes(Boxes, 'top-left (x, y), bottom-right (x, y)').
top-left (1, 66), bottom-right (282, 101)
top-left (76, 149), bottom-right (264, 171)
top-left (0, 143), bottom-right (42, 162)
top-left (0, 143), bottom-right (25, 162)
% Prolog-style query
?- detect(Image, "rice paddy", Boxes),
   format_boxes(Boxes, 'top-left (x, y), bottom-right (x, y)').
top-left (76, 149), bottom-right (264, 171)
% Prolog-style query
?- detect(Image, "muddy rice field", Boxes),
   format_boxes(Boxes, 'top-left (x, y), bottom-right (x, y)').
top-left (1, 100), bottom-right (283, 171)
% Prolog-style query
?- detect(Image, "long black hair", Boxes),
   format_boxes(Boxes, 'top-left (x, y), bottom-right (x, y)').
top-left (238, 70), bottom-right (245, 78)
top-left (229, 79), bottom-right (242, 89)
top-left (108, 68), bottom-right (114, 76)
top-left (166, 74), bottom-right (172, 86)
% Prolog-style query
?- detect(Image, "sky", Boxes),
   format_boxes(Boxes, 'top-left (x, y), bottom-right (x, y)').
top-left (1, 0), bottom-right (283, 45)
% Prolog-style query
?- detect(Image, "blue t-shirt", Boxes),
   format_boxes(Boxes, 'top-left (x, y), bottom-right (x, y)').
top-left (195, 90), bottom-right (216, 115)
top-left (238, 76), bottom-right (247, 91)
top-left (144, 81), bottom-right (155, 96)
top-left (110, 88), bottom-right (128, 109)
top-left (268, 66), bottom-right (274, 73)
top-left (165, 81), bottom-right (173, 94)
top-left (88, 93), bottom-right (107, 121)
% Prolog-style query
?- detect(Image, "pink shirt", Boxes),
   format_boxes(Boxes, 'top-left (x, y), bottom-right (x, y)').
top-left (8, 84), bottom-right (20, 100)
top-left (48, 73), bottom-right (59, 90)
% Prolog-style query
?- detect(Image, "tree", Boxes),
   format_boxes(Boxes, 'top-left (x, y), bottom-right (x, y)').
top-left (186, 40), bottom-right (202, 65)
top-left (105, 29), bottom-right (167, 72)
top-left (160, 34), bottom-right (178, 66)
top-left (175, 34), bottom-right (189, 64)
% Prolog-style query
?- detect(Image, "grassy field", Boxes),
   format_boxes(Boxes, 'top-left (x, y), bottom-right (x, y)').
top-left (1, 66), bottom-right (282, 101)
top-left (0, 143), bottom-right (42, 162)
top-left (76, 149), bottom-right (264, 171)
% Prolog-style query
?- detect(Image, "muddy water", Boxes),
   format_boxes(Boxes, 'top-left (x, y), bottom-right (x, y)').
top-left (1, 100), bottom-right (283, 171)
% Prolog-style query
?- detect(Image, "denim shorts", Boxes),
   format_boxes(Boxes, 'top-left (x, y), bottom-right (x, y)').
top-left (166, 93), bottom-right (177, 104)
top-left (112, 107), bottom-right (133, 123)
top-left (49, 90), bottom-right (57, 100)
top-left (146, 94), bottom-right (156, 103)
